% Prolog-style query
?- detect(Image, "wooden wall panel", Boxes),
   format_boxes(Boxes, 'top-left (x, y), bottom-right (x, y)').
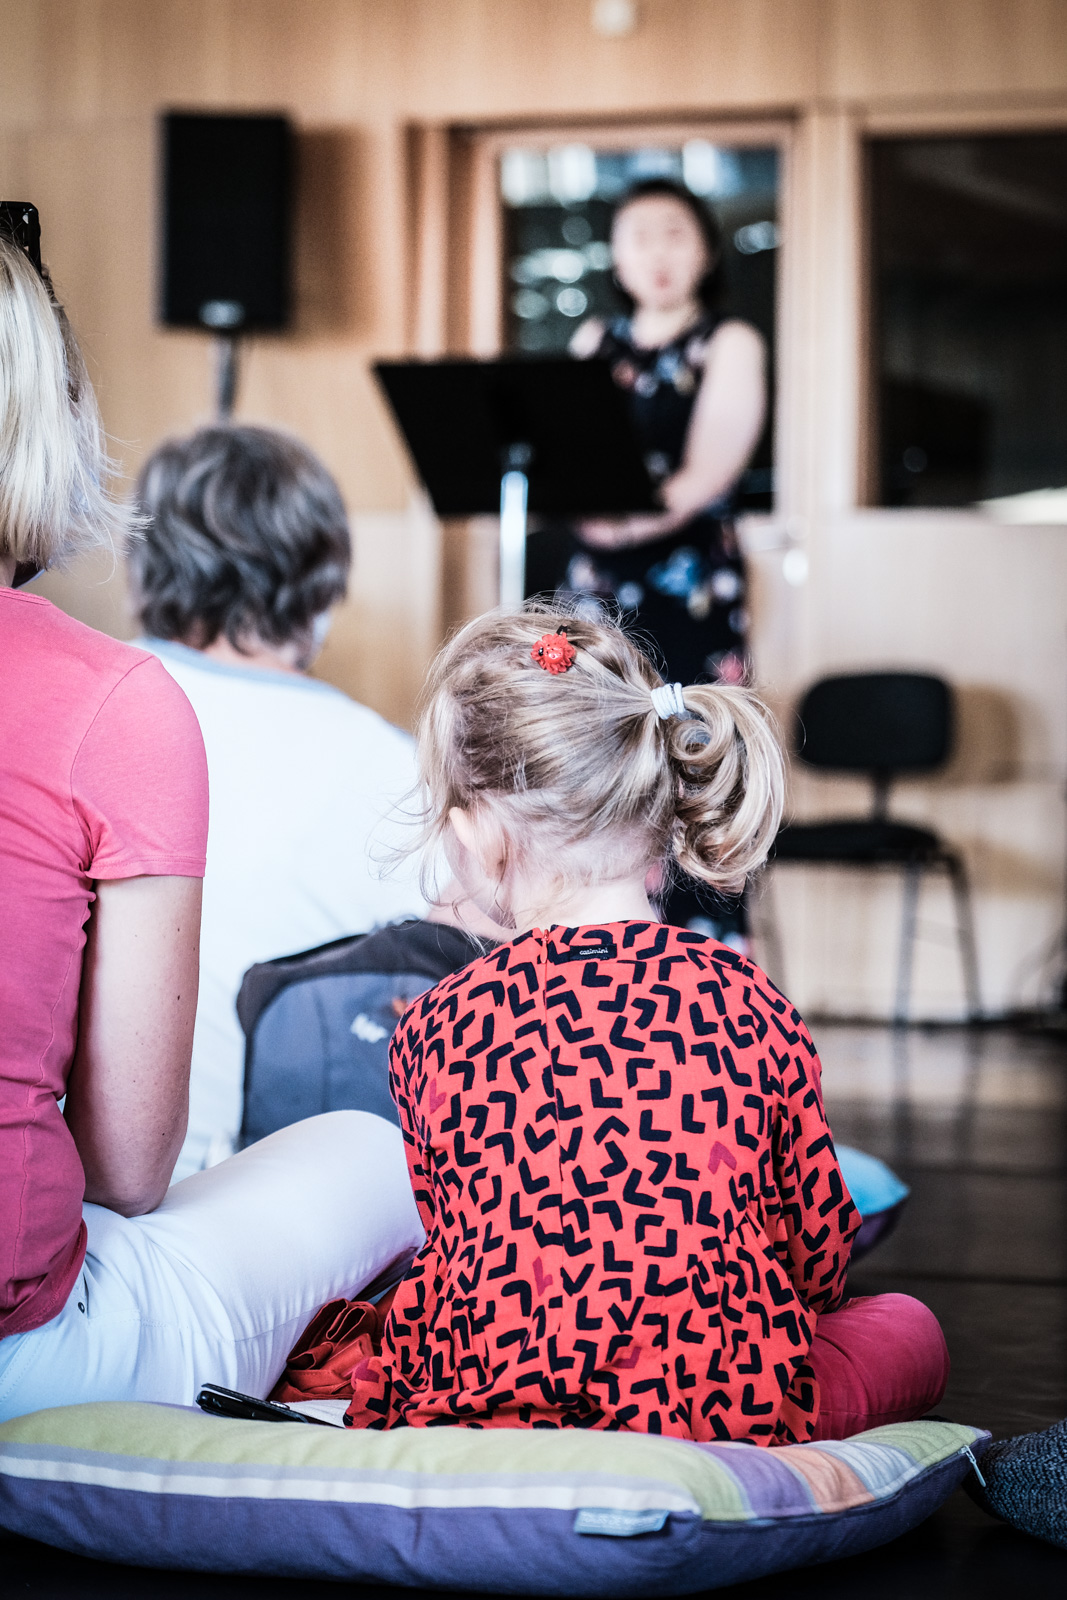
top-left (3, 0), bottom-right (825, 131)
top-left (824, 0), bottom-right (1067, 102)
top-left (361, 0), bottom-right (823, 122)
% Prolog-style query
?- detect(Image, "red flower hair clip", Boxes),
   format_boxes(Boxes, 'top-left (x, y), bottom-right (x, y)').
top-left (530, 629), bottom-right (576, 675)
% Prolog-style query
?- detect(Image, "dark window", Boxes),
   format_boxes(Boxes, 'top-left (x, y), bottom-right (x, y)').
top-left (870, 131), bottom-right (1067, 508)
top-left (499, 142), bottom-right (779, 512)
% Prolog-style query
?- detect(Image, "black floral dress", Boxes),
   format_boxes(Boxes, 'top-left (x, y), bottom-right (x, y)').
top-left (526, 312), bottom-right (749, 688)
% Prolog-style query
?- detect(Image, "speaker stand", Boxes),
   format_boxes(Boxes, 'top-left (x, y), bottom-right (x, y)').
top-left (499, 445), bottom-right (531, 608)
top-left (214, 334), bottom-right (241, 419)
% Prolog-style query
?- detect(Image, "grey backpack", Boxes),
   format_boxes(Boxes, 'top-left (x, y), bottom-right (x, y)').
top-left (235, 920), bottom-right (486, 1146)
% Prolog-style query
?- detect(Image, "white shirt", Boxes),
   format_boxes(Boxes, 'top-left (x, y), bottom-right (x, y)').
top-left (141, 639), bottom-right (425, 1180)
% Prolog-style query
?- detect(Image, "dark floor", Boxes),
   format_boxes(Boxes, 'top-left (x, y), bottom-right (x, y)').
top-left (3, 1024), bottom-right (1067, 1598)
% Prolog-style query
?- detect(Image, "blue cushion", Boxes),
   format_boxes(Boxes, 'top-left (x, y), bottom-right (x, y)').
top-left (838, 1146), bottom-right (909, 1218)
top-left (0, 1403), bottom-right (988, 1592)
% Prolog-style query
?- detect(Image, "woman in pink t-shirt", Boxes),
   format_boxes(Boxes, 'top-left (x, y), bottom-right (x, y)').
top-left (0, 228), bottom-right (421, 1422)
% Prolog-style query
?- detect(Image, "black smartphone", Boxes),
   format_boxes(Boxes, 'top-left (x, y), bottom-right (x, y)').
top-left (0, 201), bottom-right (42, 275)
top-left (196, 1383), bottom-right (315, 1424)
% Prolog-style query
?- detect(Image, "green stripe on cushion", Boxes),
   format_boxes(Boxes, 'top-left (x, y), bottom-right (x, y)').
top-left (0, 1405), bottom-right (731, 1519)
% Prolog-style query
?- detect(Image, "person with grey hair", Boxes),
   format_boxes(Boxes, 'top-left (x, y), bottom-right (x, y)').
top-left (0, 230), bottom-right (421, 1423)
top-left (128, 425), bottom-right (425, 1180)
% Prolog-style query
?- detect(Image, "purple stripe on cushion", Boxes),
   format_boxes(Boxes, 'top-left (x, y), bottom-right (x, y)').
top-left (694, 1444), bottom-right (818, 1518)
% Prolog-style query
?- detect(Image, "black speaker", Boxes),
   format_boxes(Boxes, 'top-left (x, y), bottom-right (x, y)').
top-left (161, 111), bottom-right (293, 333)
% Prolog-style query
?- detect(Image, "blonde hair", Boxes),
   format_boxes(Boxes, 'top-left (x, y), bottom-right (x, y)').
top-left (0, 234), bottom-right (124, 567)
top-left (418, 600), bottom-right (784, 901)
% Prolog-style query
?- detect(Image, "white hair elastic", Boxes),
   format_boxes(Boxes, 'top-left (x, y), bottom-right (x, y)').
top-left (650, 681), bottom-right (687, 719)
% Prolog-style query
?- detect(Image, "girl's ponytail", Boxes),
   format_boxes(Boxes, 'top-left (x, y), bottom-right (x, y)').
top-left (662, 684), bottom-right (785, 893)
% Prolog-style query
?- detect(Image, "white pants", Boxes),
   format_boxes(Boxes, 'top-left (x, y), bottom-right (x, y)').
top-left (0, 1112), bottom-right (422, 1425)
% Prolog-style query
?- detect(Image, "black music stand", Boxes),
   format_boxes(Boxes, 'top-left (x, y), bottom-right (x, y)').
top-left (374, 358), bottom-right (658, 605)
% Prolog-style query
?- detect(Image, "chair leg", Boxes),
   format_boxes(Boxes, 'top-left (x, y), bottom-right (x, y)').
top-left (945, 852), bottom-right (982, 1022)
top-left (752, 869), bottom-right (788, 991)
top-left (893, 865), bottom-right (923, 1027)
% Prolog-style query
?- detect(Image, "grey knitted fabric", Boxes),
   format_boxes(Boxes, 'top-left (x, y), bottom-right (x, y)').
top-left (980, 1418), bottom-right (1067, 1549)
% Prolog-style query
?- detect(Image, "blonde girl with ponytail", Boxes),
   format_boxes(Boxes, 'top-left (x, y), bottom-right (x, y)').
top-left (340, 603), bottom-right (949, 1444)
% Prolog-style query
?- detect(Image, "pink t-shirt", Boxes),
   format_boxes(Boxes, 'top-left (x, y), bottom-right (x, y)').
top-left (0, 591), bottom-right (208, 1338)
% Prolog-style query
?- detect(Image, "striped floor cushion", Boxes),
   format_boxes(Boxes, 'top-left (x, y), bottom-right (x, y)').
top-left (0, 1404), bottom-right (988, 1594)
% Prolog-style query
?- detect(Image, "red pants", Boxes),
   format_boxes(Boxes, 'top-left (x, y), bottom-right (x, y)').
top-left (807, 1293), bottom-right (950, 1441)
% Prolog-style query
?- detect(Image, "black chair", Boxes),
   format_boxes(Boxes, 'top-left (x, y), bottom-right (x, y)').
top-left (765, 672), bottom-right (981, 1024)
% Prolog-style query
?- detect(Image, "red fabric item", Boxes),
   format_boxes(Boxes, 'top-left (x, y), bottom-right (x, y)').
top-left (343, 923), bottom-right (860, 1442)
top-left (271, 1289), bottom-right (397, 1403)
top-left (0, 592), bottom-right (208, 1338)
top-left (807, 1293), bottom-right (950, 1440)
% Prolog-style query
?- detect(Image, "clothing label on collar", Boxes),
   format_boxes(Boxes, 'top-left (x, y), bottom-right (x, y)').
top-left (549, 941), bottom-right (618, 964)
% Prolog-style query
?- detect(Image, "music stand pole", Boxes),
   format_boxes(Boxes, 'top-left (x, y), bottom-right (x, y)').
top-left (214, 333), bottom-right (240, 419)
top-left (499, 442), bottom-right (532, 608)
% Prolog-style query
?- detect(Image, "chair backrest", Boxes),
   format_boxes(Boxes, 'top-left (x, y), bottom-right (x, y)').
top-left (794, 672), bottom-right (954, 777)
top-left (236, 920), bottom-right (488, 1147)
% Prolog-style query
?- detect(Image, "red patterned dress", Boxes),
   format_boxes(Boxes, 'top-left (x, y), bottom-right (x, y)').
top-left (345, 923), bottom-right (858, 1443)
